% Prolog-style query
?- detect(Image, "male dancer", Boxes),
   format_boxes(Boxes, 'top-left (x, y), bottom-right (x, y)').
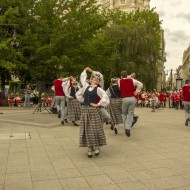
top-left (127, 73), bottom-right (139, 127)
top-left (182, 79), bottom-right (190, 126)
top-left (53, 74), bottom-right (67, 125)
top-left (119, 71), bottom-right (143, 137)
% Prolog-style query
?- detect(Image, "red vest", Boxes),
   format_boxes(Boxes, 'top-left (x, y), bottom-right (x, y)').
top-left (182, 85), bottom-right (190, 102)
top-left (120, 78), bottom-right (135, 98)
top-left (54, 79), bottom-right (65, 96)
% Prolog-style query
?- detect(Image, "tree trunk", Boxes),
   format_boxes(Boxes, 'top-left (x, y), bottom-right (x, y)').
top-left (1, 74), bottom-right (6, 98)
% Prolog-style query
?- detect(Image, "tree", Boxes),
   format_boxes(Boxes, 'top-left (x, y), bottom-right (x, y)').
top-left (98, 8), bottom-right (162, 90)
top-left (0, 0), bottom-right (32, 93)
top-left (1, 1), bottom-right (162, 92)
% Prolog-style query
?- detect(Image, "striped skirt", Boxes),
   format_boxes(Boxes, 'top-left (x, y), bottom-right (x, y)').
top-left (106, 98), bottom-right (122, 125)
top-left (67, 99), bottom-right (81, 122)
top-left (79, 106), bottom-right (106, 147)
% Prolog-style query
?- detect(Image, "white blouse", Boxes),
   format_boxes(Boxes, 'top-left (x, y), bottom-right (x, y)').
top-left (76, 83), bottom-right (109, 107)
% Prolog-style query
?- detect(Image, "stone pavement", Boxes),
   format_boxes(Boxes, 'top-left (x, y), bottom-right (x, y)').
top-left (0, 107), bottom-right (190, 190)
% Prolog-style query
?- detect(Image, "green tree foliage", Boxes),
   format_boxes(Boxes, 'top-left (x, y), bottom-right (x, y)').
top-left (91, 8), bottom-right (162, 90)
top-left (0, 0), bottom-right (30, 92)
top-left (0, 0), bottom-right (162, 91)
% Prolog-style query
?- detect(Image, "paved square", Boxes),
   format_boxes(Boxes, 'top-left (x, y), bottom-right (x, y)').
top-left (0, 107), bottom-right (190, 190)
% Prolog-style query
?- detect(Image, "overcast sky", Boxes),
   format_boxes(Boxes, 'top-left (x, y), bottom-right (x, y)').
top-left (150, 0), bottom-right (190, 72)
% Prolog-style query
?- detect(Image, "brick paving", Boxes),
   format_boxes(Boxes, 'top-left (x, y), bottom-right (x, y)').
top-left (0, 107), bottom-right (190, 190)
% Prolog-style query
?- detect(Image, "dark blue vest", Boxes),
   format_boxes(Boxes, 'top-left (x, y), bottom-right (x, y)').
top-left (83, 86), bottom-right (99, 106)
top-left (110, 85), bottom-right (120, 98)
top-left (70, 87), bottom-right (78, 98)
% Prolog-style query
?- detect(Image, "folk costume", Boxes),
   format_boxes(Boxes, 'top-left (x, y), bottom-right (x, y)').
top-left (76, 74), bottom-right (109, 158)
top-left (80, 69), bottom-right (112, 125)
top-left (65, 80), bottom-right (81, 126)
top-left (54, 78), bottom-right (67, 124)
top-left (182, 81), bottom-right (190, 126)
top-left (119, 76), bottom-right (143, 137)
top-left (106, 78), bottom-right (122, 134)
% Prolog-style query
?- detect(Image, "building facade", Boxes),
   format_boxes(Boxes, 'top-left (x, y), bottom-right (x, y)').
top-left (166, 44), bottom-right (190, 91)
top-left (98, 0), bottom-right (150, 11)
top-left (178, 45), bottom-right (190, 84)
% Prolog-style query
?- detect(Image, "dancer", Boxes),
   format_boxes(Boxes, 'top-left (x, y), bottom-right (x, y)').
top-left (127, 73), bottom-right (139, 128)
top-left (119, 71), bottom-right (143, 137)
top-left (53, 74), bottom-right (67, 125)
top-left (76, 70), bottom-right (109, 158)
top-left (106, 77), bottom-right (122, 134)
top-left (182, 79), bottom-right (190, 126)
top-left (80, 67), bottom-right (113, 125)
top-left (65, 76), bottom-right (81, 126)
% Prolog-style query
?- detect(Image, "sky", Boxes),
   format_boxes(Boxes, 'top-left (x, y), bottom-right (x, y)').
top-left (150, 0), bottom-right (190, 72)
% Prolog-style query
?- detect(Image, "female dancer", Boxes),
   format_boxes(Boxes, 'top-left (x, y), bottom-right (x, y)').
top-left (76, 69), bottom-right (109, 158)
top-left (106, 77), bottom-right (122, 134)
top-left (66, 77), bottom-right (81, 126)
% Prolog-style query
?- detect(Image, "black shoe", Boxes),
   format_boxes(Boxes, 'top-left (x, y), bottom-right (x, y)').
top-left (95, 149), bottom-right (100, 156)
top-left (185, 119), bottom-right (188, 126)
top-left (125, 129), bottom-right (130, 137)
top-left (88, 151), bottom-right (92, 158)
top-left (110, 125), bottom-right (114, 130)
top-left (58, 111), bottom-right (61, 119)
top-left (114, 128), bottom-right (118, 134)
top-left (61, 121), bottom-right (64, 125)
top-left (64, 119), bottom-right (68, 123)
top-left (74, 122), bottom-right (79, 126)
top-left (132, 116), bottom-right (138, 128)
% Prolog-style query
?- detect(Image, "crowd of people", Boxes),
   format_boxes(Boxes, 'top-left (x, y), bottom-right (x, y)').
top-left (7, 86), bottom-right (53, 108)
top-left (135, 90), bottom-right (184, 111)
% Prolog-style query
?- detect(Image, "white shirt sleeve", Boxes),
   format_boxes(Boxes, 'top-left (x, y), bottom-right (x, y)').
top-left (92, 71), bottom-right (104, 89)
top-left (132, 79), bottom-right (143, 93)
top-left (62, 77), bottom-right (69, 82)
top-left (106, 88), bottom-right (111, 97)
top-left (80, 70), bottom-right (88, 87)
top-left (97, 87), bottom-right (110, 107)
top-left (62, 80), bottom-right (71, 97)
top-left (76, 85), bottom-right (87, 103)
top-left (51, 86), bottom-right (55, 91)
